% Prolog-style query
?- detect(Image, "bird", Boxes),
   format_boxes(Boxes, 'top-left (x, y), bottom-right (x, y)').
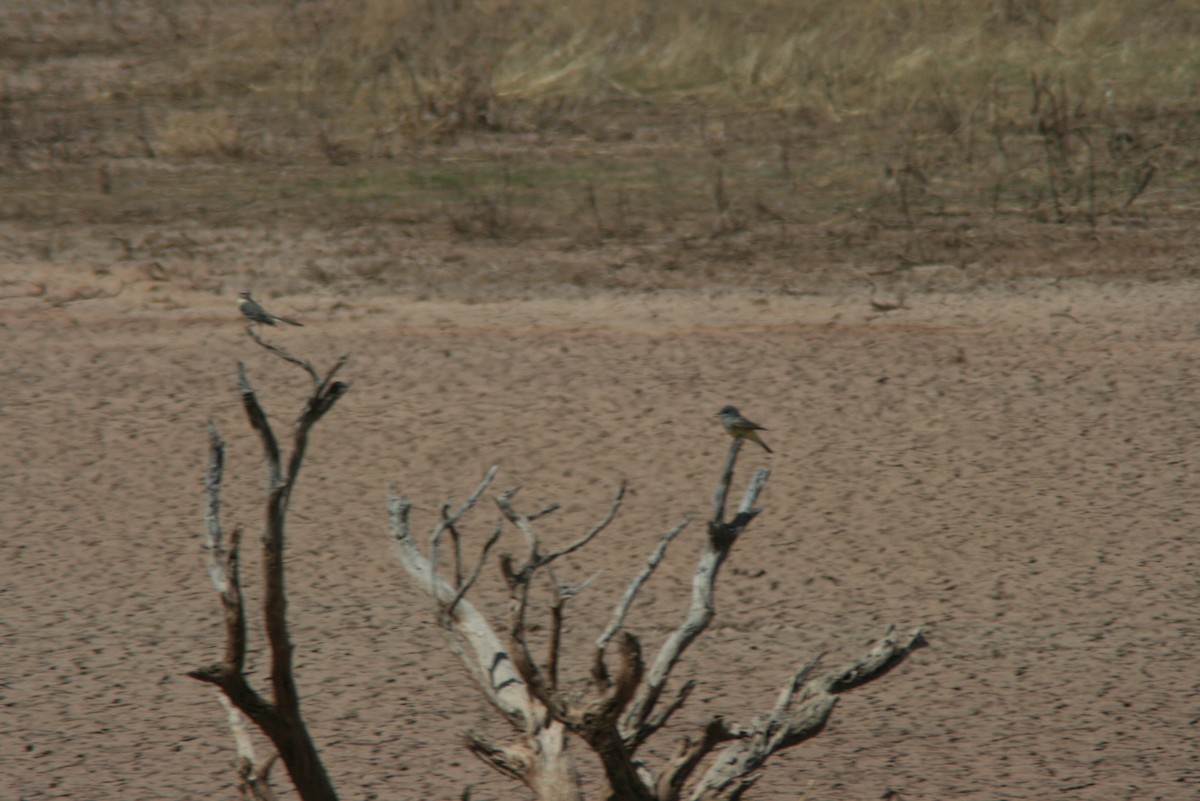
top-left (715, 405), bottom-right (773, 453)
top-left (238, 291), bottom-right (303, 327)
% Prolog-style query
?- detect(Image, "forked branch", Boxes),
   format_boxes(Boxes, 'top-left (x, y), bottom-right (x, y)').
top-left (623, 439), bottom-right (768, 743)
top-left (191, 349), bottom-right (348, 801)
top-left (387, 483), bottom-right (532, 725)
top-left (388, 476), bottom-right (584, 801)
top-left (689, 627), bottom-right (928, 801)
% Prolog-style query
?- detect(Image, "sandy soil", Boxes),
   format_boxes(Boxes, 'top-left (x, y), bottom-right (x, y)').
top-left (3, 265), bottom-right (1199, 800)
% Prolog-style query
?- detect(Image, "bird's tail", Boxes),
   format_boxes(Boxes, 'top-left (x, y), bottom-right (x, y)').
top-left (276, 316), bottom-right (303, 327)
top-left (750, 431), bottom-right (773, 454)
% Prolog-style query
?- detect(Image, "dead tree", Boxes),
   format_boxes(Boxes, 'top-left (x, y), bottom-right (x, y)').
top-left (389, 438), bottom-right (927, 801)
top-left (191, 330), bottom-right (349, 801)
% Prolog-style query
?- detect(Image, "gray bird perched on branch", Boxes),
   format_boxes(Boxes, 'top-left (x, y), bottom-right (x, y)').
top-left (716, 405), bottom-right (773, 453)
top-left (238, 291), bottom-right (303, 327)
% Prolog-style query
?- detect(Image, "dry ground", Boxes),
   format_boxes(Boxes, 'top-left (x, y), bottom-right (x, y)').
top-left (2, 265), bottom-right (1199, 800)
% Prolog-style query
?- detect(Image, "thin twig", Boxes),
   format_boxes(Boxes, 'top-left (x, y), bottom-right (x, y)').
top-left (500, 555), bottom-right (568, 721)
top-left (221, 526), bottom-right (246, 673)
top-left (446, 522), bottom-right (503, 618)
top-left (386, 492), bottom-right (413, 543)
top-left (245, 324), bottom-right (319, 388)
top-left (539, 482), bottom-right (626, 567)
top-left (429, 466), bottom-right (500, 554)
top-left (596, 516), bottom-right (691, 653)
top-left (313, 356), bottom-right (349, 399)
top-left (446, 507), bottom-right (464, 588)
top-left (1124, 160), bottom-right (1157, 210)
top-left (495, 488), bottom-right (541, 562)
top-left (429, 466), bottom-right (500, 598)
top-left (528, 503), bottom-right (560, 521)
top-left (547, 579), bottom-right (567, 691)
top-left (545, 567), bottom-right (602, 689)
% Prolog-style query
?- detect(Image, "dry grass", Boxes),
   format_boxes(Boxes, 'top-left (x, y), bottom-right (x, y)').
top-left (2, 0), bottom-right (1199, 290)
top-left (180, 0), bottom-right (1200, 130)
top-left (161, 0), bottom-right (1200, 231)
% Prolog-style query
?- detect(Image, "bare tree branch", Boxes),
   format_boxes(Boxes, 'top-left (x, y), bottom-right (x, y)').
top-left (633, 680), bottom-right (696, 749)
top-left (300, 356), bottom-right (349, 427)
top-left (388, 487), bottom-right (532, 725)
top-left (492, 482), bottom-right (627, 724)
top-left (592, 632), bottom-right (645, 723)
top-left (430, 465), bottom-right (500, 553)
top-left (500, 554), bottom-right (571, 722)
top-left (495, 482), bottom-right (625, 572)
top-left (236, 366), bottom-right (302, 724)
top-left (389, 481), bottom-right (585, 801)
top-left (656, 717), bottom-right (738, 801)
top-left (540, 481), bottom-right (625, 564)
top-left (826, 625), bottom-right (928, 695)
top-left (444, 504), bottom-right (465, 588)
top-left (202, 422), bottom-right (231, 594)
top-left (196, 425), bottom-right (249, 674)
top-left (528, 503), bottom-right (560, 521)
top-left (495, 488), bottom-right (541, 562)
top-left (466, 731), bottom-right (582, 801)
top-left (543, 567), bottom-right (602, 689)
top-left (245, 324), bottom-right (318, 388)
top-left (688, 628), bottom-right (928, 801)
top-left (195, 425), bottom-right (279, 801)
top-left (465, 732), bottom-right (530, 783)
top-left (765, 653), bottom-right (825, 727)
top-left (384, 427), bottom-right (925, 801)
top-left (623, 446), bottom-right (769, 741)
top-left (545, 571), bottom-right (569, 691)
top-left (596, 516), bottom-right (691, 658)
top-left (237, 364), bottom-right (283, 488)
top-left (710, 439), bottom-right (743, 523)
top-left (189, 429), bottom-right (257, 698)
top-left (492, 481), bottom-right (664, 800)
top-left (217, 694), bottom-right (280, 801)
top-left (575, 632), bottom-right (654, 801)
top-left (446, 522), bottom-right (503, 618)
top-left (430, 466), bottom-right (499, 597)
top-left (192, 355), bottom-right (348, 801)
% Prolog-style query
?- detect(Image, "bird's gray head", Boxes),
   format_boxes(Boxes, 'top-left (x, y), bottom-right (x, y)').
top-left (716, 405), bottom-right (739, 417)
top-left (239, 290), bottom-right (252, 299)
